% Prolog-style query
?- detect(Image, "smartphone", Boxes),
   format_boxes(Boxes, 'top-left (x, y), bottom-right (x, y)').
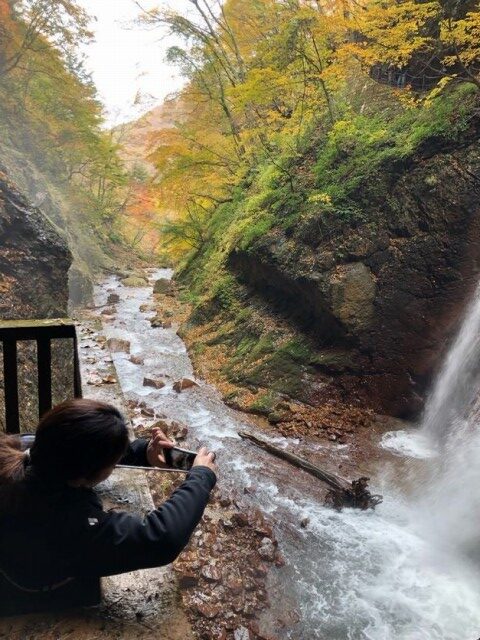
top-left (164, 446), bottom-right (197, 471)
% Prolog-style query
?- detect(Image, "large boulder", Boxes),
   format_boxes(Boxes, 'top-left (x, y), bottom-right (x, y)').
top-left (68, 262), bottom-right (94, 307)
top-left (153, 278), bottom-right (173, 294)
top-left (330, 262), bottom-right (376, 332)
top-left (121, 276), bottom-right (148, 287)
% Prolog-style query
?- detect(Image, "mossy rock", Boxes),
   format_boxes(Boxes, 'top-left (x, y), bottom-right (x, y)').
top-left (121, 276), bottom-right (148, 287)
top-left (153, 278), bottom-right (173, 294)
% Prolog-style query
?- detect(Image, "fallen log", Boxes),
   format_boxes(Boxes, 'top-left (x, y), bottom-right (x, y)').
top-left (238, 431), bottom-right (383, 510)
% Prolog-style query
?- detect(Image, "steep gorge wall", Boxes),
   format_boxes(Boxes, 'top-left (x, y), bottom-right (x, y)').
top-left (0, 169), bottom-right (71, 319)
top-left (229, 134), bottom-right (480, 416)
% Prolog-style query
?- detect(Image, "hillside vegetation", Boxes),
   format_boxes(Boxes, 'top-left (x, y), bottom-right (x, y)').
top-left (0, 0), bottom-right (133, 302)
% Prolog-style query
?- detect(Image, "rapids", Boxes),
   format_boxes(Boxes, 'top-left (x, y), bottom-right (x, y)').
top-left (92, 270), bottom-right (480, 640)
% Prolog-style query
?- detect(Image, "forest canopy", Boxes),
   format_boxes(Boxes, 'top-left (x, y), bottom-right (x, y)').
top-left (0, 0), bottom-right (128, 250)
top-left (136, 0), bottom-right (480, 256)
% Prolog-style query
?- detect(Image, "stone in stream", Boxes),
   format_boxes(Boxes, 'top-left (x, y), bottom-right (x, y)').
top-left (143, 377), bottom-right (166, 390)
top-left (107, 293), bottom-right (120, 304)
top-left (121, 276), bottom-right (148, 287)
top-left (107, 338), bottom-right (130, 353)
top-left (129, 354), bottom-right (144, 365)
top-left (101, 306), bottom-right (116, 315)
top-left (150, 316), bottom-right (172, 329)
top-left (300, 517), bottom-right (310, 529)
top-left (234, 627), bottom-right (252, 640)
top-left (153, 278), bottom-right (173, 294)
top-left (173, 378), bottom-right (199, 393)
top-left (258, 538), bottom-right (276, 562)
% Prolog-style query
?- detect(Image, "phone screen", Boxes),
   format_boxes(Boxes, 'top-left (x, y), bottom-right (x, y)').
top-left (164, 447), bottom-right (196, 471)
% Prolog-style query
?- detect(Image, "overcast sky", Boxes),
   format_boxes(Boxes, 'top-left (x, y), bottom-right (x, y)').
top-left (77, 0), bottom-right (190, 126)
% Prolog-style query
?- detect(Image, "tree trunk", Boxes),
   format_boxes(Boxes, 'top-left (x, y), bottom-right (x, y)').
top-left (238, 431), bottom-right (383, 510)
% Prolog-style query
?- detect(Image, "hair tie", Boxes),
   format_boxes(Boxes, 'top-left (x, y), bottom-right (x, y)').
top-left (23, 448), bottom-right (31, 467)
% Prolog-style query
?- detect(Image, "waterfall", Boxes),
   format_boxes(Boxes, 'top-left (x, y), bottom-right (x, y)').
top-left (419, 281), bottom-right (480, 557)
top-left (423, 282), bottom-right (480, 442)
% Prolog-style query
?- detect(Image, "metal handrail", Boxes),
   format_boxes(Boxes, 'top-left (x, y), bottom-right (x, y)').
top-left (0, 319), bottom-right (82, 434)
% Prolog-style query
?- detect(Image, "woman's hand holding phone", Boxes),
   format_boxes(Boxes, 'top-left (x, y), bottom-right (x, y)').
top-left (146, 427), bottom-right (174, 467)
top-left (193, 446), bottom-right (217, 474)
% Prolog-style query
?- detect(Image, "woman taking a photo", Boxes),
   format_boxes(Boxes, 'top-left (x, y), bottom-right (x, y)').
top-left (0, 398), bottom-right (217, 616)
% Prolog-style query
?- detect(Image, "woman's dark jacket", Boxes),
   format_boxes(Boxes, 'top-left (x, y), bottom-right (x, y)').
top-left (0, 439), bottom-right (216, 615)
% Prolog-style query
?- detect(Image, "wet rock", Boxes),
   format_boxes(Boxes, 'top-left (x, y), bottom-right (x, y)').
top-left (274, 554), bottom-right (286, 567)
top-left (254, 563), bottom-right (268, 578)
top-left (224, 570), bottom-right (243, 594)
top-left (231, 512), bottom-right (249, 528)
top-left (248, 510), bottom-right (273, 537)
top-left (143, 377), bottom-right (166, 389)
top-left (129, 354), bottom-right (144, 365)
top-left (101, 306), bottom-right (116, 315)
top-left (150, 316), bottom-right (169, 328)
top-left (141, 407), bottom-right (155, 417)
top-left (196, 602), bottom-right (221, 619)
top-left (219, 496), bottom-right (232, 508)
top-left (107, 293), bottom-right (120, 304)
top-left (153, 278), bottom-right (173, 294)
top-left (121, 276), bottom-right (148, 287)
top-left (201, 564), bottom-right (222, 582)
top-left (173, 378), bottom-right (199, 392)
top-left (258, 538), bottom-right (276, 562)
top-left (107, 338), bottom-right (130, 353)
top-left (300, 517), bottom-right (310, 529)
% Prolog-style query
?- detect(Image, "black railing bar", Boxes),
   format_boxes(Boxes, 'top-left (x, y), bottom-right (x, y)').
top-left (3, 340), bottom-right (20, 434)
top-left (73, 326), bottom-right (83, 399)
top-left (37, 338), bottom-right (52, 419)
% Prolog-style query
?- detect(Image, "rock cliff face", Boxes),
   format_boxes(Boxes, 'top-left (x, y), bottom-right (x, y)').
top-left (0, 170), bottom-right (72, 319)
top-left (228, 130), bottom-right (480, 417)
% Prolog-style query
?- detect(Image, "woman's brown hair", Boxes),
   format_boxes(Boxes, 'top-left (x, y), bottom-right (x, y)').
top-left (0, 398), bottom-right (129, 490)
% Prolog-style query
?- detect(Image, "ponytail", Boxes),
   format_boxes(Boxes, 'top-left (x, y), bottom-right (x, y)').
top-left (0, 434), bottom-right (27, 485)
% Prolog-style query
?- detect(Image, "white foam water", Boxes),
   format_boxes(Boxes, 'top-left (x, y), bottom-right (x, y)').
top-left (380, 430), bottom-right (437, 459)
top-left (92, 271), bottom-right (480, 639)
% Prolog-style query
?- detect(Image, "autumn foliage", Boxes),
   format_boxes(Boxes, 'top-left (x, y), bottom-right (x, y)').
top-left (137, 0), bottom-right (480, 258)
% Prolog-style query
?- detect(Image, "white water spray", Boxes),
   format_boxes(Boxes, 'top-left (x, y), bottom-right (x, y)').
top-left (418, 282), bottom-right (480, 557)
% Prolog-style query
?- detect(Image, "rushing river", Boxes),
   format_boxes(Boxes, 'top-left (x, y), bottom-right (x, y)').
top-left (92, 270), bottom-right (480, 640)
